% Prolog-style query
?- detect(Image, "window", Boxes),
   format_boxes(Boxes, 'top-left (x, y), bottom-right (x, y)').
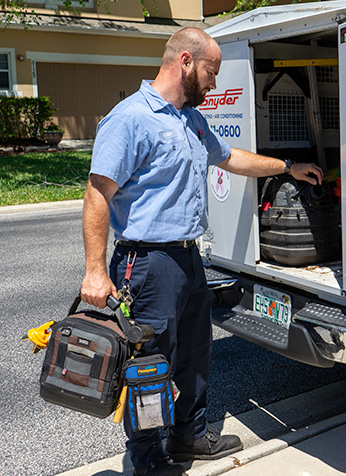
top-left (0, 49), bottom-right (17, 96)
top-left (0, 53), bottom-right (10, 91)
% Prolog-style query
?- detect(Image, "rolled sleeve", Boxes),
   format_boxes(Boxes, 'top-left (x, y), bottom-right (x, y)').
top-left (204, 125), bottom-right (231, 167)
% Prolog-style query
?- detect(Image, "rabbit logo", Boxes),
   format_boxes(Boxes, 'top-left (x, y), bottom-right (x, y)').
top-left (209, 166), bottom-right (231, 202)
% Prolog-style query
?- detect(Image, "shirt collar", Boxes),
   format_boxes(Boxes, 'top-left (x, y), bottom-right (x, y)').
top-left (140, 80), bottom-right (192, 118)
top-left (140, 80), bottom-right (169, 112)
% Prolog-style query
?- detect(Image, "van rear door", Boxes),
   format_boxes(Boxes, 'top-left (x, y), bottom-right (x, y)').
top-left (200, 40), bottom-right (258, 268)
top-left (339, 22), bottom-right (346, 291)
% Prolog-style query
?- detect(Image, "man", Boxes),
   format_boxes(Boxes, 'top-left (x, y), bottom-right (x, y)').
top-left (81, 27), bottom-right (323, 476)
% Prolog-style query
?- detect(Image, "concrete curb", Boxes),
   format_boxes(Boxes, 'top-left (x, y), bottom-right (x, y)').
top-left (0, 200), bottom-right (83, 215)
top-left (54, 411), bottom-right (346, 476)
top-left (186, 412), bottom-right (346, 476)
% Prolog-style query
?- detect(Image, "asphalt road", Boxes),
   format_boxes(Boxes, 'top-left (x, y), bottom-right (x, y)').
top-left (1, 206), bottom-right (346, 476)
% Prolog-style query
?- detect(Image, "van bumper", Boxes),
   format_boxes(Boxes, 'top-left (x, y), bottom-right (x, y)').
top-left (206, 266), bottom-right (346, 368)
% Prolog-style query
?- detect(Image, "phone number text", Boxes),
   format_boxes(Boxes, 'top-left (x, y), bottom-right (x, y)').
top-left (210, 124), bottom-right (241, 138)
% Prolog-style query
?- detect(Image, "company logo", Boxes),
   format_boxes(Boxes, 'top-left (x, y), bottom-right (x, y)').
top-left (77, 337), bottom-right (91, 347)
top-left (200, 88), bottom-right (243, 110)
top-left (210, 166), bottom-right (231, 203)
top-left (138, 366), bottom-right (157, 375)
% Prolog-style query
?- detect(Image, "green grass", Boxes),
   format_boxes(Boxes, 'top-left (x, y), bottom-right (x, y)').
top-left (0, 151), bottom-right (92, 206)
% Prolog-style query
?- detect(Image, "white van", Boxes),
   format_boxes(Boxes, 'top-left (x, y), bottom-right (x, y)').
top-left (200, 1), bottom-right (346, 367)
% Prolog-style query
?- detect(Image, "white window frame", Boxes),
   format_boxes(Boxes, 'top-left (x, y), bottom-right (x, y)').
top-left (0, 48), bottom-right (18, 96)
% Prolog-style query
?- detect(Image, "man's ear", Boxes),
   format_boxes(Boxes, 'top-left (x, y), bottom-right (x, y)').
top-left (181, 51), bottom-right (192, 71)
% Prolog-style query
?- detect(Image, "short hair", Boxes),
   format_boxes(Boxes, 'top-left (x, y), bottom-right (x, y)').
top-left (162, 27), bottom-right (217, 65)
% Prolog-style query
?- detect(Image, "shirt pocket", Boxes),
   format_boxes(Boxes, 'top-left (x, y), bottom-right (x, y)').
top-left (150, 130), bottom-right (187, 169)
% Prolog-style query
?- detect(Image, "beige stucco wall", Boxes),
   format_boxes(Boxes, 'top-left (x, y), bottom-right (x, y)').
top-left (12, 51), bottom-right (33, 97)
top-left (94, 0), bottom-right (145, 20)
top-left (1, 28), bottom-right (166, 96)
top-left (144, 0), bottom-right (201, 21)
top-left (203, 0), bottom-right (307, 16)
top-left (26, 0), bottom-right (201, 21)
top-left (27, 0), bottom-right (146, 20)
top-left (96, 0), bottom-right (201, 20)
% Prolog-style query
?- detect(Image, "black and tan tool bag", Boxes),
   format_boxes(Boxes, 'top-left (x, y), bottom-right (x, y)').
top-left (40, 296), bottom-right (129, 418)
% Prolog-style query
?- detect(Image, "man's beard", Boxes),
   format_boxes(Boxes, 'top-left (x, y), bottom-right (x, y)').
top-left (182, 66), bottom-right (207, 108)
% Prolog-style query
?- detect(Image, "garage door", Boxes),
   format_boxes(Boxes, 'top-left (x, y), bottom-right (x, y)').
top-left (37, 63), bottom-right (159, 139)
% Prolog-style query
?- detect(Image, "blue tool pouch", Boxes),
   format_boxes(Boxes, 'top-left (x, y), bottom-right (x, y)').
top-left (124, 354), bottom-right (175, 431)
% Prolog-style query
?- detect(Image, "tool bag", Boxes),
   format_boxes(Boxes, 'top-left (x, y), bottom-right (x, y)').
top-left (40, 296), bottom-right (129, 418)
top-left (124, 354), bottom-right (175, 431)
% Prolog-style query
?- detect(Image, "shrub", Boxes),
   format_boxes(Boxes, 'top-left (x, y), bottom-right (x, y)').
top-left (0, 96), bottom-right (56, 145)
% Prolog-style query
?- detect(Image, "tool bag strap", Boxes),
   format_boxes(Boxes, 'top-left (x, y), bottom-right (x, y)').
top-left (67, 293), bottom-right (132, 339)
top-left (68, 294), bottom-right (83, 316)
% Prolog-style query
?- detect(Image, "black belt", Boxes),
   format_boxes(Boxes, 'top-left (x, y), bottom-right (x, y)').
top-left (116, 240), bottom-right (195, 249)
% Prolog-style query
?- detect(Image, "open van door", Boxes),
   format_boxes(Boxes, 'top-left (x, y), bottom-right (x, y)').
top-left (340, 22), bottom-right (346, 292)
top-left (200, 40), bottom-right (258, 268)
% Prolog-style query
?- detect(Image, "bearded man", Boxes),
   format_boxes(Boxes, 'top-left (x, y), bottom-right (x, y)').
top-left (81, 27), bottom-right (323, 476)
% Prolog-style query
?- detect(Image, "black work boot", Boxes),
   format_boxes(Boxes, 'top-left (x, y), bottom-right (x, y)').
top-left (133, 456), bottom-right (187, 476)
top-left (166, 425), bottom-right (243, 462)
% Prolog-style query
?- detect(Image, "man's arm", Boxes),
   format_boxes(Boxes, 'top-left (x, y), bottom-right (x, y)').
top-left (81, 173), bottom-right (119, 309)
top-left (219, 147), bottom-right (324, 185)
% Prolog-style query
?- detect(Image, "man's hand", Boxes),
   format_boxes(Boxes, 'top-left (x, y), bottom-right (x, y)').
top-left (81, 271), bottom-right (118, 309)
top-left (289, 163), bottom-right (324, 186)
top-left (220, 148), bottom-right (325, 185)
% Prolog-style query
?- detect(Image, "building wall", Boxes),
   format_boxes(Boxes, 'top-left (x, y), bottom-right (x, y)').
top-left (27, 0), bottom-right (146, 20)
top-left (95, 0), bottom-right (149, 20)
top-left (203, 0), bottom-right (306, 16)
top-left (203, 0), bottom-right (237, 16)
top-left (1, 28), bottom-right (165, 97)
top-left (144, 0), bottom-right (202, 20)
top-left (26, 0), bottom-right (202, 21)
top-left (0, 28), bottom-right (165, 137)
top-left (6, 29), bottom-right (164, 59)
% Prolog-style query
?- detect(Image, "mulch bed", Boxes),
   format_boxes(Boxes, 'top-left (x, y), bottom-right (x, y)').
top-left (0, 145), bottom-right (72, 156)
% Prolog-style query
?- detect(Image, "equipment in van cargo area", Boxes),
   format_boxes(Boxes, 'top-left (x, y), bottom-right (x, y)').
top-left (200, 1), bottom-right (346, 368)
top-left (259, 176), bottom-right (340, 266)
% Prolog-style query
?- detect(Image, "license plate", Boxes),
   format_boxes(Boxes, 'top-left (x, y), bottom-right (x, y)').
top-left (253, 284), bottom-right (292, 329)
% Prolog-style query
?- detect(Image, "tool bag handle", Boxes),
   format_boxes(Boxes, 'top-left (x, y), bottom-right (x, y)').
top-left (67, 293), bottom-right (122, 317)
top-left (68, 293), bottom-right (154, 345)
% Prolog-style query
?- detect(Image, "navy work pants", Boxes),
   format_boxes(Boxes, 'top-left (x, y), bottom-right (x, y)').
top-left (109, 243), bottom-right (212, 470)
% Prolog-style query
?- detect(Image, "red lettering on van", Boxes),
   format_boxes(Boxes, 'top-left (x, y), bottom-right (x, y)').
top-left (200, 89), bottom-right (243, 110)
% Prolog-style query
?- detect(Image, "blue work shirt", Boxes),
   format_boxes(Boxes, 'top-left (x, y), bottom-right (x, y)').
top-left (90, 80), bottom-right (231, 242)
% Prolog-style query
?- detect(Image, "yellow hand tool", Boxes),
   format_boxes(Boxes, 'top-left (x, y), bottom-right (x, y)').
top-left (22, 320), bottom-right (56, 353)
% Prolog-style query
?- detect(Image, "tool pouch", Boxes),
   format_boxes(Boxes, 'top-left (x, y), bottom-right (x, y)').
top-left (123, 354), bottom-right (175, 431)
